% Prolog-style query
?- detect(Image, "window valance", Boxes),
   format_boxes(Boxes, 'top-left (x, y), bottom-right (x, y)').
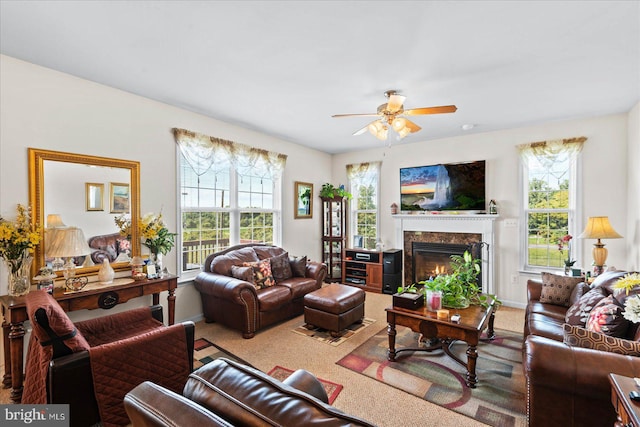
top-left (173, 128), bottom-right (287, 179)
top-left (346, 161), bottom-right (381, 186)
top-left (517, 136), bottom-right (586, 179)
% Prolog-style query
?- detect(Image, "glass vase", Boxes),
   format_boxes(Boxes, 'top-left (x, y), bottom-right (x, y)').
top-left (149, 252), bottom-right (163, 276)
top-left (4, 253), bottom-right (33, 297)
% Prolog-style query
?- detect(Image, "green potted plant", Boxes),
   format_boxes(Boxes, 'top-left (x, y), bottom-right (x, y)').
top-left (401, 251), bottom-right (501, 309)
top-left (320, 183), bottom-right (352, 200)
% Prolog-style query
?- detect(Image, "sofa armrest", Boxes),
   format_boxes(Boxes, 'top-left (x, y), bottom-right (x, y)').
top-left (527, 279), bottom-right (542, 302)
top-left (194, 272), bottom-right (258, 304)
top-left (125, 381), bottom-right (234, 427)
top-left (282, 369), bottom-right (329, 403)
top-left (524, 334), bottom-right (640, 426)
top-left (305, 261), bottom-right (327, 283)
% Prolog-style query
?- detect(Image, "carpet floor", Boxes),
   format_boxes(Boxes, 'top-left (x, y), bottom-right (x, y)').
top-left (337, 326), bottom-right (526, 427)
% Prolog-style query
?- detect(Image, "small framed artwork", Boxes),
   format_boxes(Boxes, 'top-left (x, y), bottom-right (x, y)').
top-left (85, 182), bottom-right (104, 211)
top-left (294, 181), bottom-right (313, 219)
top-left (110, 182), bottom-right (130, 213)
top-left (353, 235), bottom-right (364, 248)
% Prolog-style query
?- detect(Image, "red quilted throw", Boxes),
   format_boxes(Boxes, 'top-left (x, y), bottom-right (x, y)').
top-left (89, 324), bottom-right (190, 427)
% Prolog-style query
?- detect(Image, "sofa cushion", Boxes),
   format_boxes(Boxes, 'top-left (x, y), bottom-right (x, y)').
top-left (243, 259), bottom-right (276, 289)
top-left (230, 265), bottom-right (254, 283)
top-left (211, 247), bottom-right (259, 276)
top-left (539, 272), bottom-right (583, 307)
top-left (270, 252), bottom-right (293, 281)
top-left (586, 295), bottom-right (630, 337)
top-left (277, 277), bottom-right (319, 299)
top-left (253, 246), bottom-right (285, 260)
top-left (565, 287), bottom-right (608, 326)
top-left (563, 323), bottom-right (640, 356)
top-left (290, 255), bottom-right (307, 277)
top-left (525, 312), bottom-right (566, 341)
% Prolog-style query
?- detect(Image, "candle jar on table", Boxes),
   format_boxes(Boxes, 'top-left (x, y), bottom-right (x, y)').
top-left (427, 290), bottom-right (442, 311)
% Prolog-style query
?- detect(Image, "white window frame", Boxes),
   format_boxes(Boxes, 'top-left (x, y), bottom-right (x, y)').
top-left (348, 166), bottom-right (380, 251)
top-left (177, 148), bottom-right (282, 281)
top-left (520, 149), bottom-right (583, 273)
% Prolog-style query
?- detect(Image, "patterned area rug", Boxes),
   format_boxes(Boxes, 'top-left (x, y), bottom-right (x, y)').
top-left (267, 366), bottom-right (343, 404)
top-left (336, 327), bottom-right (526, 427)
top-left (292, 317), bottom-right (376, 346)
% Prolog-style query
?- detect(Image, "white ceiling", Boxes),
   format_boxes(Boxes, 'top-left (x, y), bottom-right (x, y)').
top-left (1, 1), bottom-right (639, 154)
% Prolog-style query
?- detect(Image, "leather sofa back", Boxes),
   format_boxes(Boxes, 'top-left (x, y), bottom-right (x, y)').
top-left (184, 358), bottom-right (375, 427)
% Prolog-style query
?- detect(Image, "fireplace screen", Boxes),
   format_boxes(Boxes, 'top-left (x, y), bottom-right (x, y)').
top-left (412, 242), bottom-right (482, 289)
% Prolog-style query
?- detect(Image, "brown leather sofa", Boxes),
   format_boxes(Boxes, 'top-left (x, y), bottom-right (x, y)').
top-left (523, 270), bottom-right (640, 427)
top-left (194, 243), bottom-right (327, 338)
top-left (124, 357), bottom-right (376, 426)
top-left (88, 232), bottom-right (129, 264)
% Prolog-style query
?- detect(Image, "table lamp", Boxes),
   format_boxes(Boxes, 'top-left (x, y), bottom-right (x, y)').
top-left (46, 227), bottom-right (92, 281)
top-left (578, 216), bottom-right (622, 276)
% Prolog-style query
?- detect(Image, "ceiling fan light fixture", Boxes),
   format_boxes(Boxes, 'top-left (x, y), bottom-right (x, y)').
top-left (397, 126), bottom-right (411, 138)
top-left (392, 117), bottom-right (407, 131)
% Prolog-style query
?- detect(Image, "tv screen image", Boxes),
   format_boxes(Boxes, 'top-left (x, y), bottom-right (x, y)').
top-left (400, 160), bottom-right (486, 212)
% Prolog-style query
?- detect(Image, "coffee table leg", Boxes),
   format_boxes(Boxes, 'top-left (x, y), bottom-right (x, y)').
top-left (487, 309), bottom-right (496, 340)
top-left (387, 321), bottom-right (397, 362)
top-left (466, 344), bottom-right (478, 388)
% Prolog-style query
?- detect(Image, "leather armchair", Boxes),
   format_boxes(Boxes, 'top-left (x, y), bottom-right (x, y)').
top-left (23, 290), bottom-right (195, 427)
top-left (125, 358), bottom-right (376, 427)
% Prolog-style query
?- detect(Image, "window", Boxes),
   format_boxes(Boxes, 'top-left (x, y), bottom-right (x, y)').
top-left (347, 162), bottom-right (381, 250)
top-left (519, 138), bottom-right (585, 271)
top-left (175, 128), bottom-right (286, 278)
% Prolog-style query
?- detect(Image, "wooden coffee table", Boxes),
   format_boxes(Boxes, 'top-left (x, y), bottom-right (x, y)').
top-left (386, 298), bottom-right (496, 388)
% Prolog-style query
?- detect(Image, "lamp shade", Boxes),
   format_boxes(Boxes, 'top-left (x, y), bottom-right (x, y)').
top-left (578, 216), bottom-right (623, 240)
top-left (46, 227), bottom-right (92, 258)
top-left (46, 214), bottom-right (66, 228)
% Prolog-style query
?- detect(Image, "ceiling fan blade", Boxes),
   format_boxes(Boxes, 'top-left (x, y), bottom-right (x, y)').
top-left (332, 113), bottom-right (379, 118)
top-left (353, 123), bottom-right (371, 136)
top-left (404, 105), bottom-right (458, 115)
top-left (404, 119), bottom-right (422, 133)
top-left (386, 94), bottom-right (406, 113)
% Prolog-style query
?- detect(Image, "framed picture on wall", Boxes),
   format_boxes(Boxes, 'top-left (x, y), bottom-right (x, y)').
top-left (294, 181), bottom-right (313, 219)
top-left (85, 182), bottom-right (104, 211)
top-left (110, 182), bottom-right (130, 213)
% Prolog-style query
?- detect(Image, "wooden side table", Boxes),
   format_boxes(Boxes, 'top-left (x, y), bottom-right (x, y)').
top-left (609, 373), bottom-right (640, 427)
top-left (0, 274), bottom-right (177, 403)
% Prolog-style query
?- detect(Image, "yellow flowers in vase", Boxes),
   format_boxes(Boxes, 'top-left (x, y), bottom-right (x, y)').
top-left (0, 204), bottom-right (41, 296)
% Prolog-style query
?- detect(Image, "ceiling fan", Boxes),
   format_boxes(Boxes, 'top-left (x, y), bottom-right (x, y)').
top-left (332, 90), bottom-right (457, 141)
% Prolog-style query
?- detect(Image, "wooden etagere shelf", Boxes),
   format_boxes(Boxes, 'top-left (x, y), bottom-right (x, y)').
top-left (342, 248), bottom-right (383, 293)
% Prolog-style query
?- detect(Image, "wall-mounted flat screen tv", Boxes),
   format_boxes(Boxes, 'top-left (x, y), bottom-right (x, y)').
top-left (400, 160), bottom-right (486, 212)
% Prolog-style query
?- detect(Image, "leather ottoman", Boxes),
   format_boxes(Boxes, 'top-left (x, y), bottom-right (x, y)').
top-left (303, 284), bottom-right (365, 337)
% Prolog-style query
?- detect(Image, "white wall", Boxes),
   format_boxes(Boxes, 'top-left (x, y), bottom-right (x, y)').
top-left (628, 102), bottom-right (640, 270)
top-left (0, 54), bottom-right (332, 322)
top-left (331, 113), bottom-right (630, 307)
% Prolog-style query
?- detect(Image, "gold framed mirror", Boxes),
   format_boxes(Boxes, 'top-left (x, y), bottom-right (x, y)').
top-left (28, 148), bottom-right (140, 276)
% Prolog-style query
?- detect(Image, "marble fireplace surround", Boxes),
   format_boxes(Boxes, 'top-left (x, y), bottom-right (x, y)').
top-left (393, 214), bottom-right (497, 294)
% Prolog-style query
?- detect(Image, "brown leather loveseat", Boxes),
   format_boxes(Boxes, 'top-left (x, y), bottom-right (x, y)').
top-left (194, 243), bottom-right (327, 338)
top-left (523, 270), bottom-right (640, 426)
top-left (124, 357), bottom-right (376, 426)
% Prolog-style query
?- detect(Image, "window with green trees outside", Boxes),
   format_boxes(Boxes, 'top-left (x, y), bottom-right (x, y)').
top-left (523, 150), bottom-right (577, 269)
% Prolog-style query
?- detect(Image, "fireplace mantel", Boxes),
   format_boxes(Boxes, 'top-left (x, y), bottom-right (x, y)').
top-left (393, 214), bottom-right (498, 294)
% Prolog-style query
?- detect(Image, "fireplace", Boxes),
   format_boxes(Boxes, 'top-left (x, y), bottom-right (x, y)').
top-left (394, 214), bottom-right (497, 294)
top-left (412, 241), bottom-right (483, 289)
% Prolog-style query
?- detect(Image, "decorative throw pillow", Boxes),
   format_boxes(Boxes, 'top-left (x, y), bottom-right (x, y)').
top-left (230, 265), bottom-right (254, 284)
top-left (563, 323), bottom-right (640, 356)
top-left (539, 272), bottom-right (583, 307)
top-left (565, 287), bottom-right (608, 326)
top-left (243, 259), bottom-right (276, 289)
top-left (289, 255), bottom-right (307, 277)
top-left (270, 252), bottom-right (292, 281)
top-left (586, 295), bottom-right (630, 337)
